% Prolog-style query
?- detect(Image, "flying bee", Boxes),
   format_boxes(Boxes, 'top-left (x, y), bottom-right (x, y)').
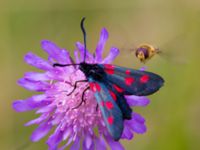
top-left (134, 44), bottom-right (161, 63)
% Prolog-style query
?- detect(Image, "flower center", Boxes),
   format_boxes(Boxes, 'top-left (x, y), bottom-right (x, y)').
top-left (51, 70), bottom-right (103, 132)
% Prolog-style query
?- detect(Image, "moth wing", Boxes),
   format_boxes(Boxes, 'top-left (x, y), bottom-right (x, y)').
top-left (103, 80), bottom-right (132, 120)
top-left (100, 64), bottom-right (164, 96)
top-left (88, 78), bottom-right (123, 141)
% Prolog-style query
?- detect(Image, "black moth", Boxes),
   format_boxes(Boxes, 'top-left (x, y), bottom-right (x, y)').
top-left (54, 17), bottom-right (164, 140)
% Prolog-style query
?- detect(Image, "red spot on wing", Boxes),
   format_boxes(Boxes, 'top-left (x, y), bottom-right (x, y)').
top-left (109, 90), bottom-right (117, 101)
top-left (101, 101), bottom-right (105, 107)
top-left (105, 101), bottom-right (114, 110)
top-left (107, 116), bottom-right (114, 125)
top-left (94, 83), bottom-right (101, 92)
top-left (125, 70), bottom-right (131, 75)
top-left (113, 84), bottom-right (123, 93)
top-left (125, 77), bottom-right (135, 86)
top-left (89, 82), bottom-right (101, 92)
top-left (104, 64), bottom-right (115, 75)
top-left (104, 64), bottom-right (114, 69)
top-left (89, 82), bottom-right (95, 90)
top-left (140, 75), bottom-right (149, 83)
top-left (105, 69), bottom-right (114, 75)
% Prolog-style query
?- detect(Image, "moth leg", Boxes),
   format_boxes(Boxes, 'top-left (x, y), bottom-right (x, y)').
top-left (96, 104), bottom-right (99, 111)
top-left (67, 80), bottom-right (88, 96)
top-left (72, 86), bottom-right (90, 109)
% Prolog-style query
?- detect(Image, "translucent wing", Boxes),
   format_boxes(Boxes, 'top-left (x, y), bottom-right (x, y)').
top-left (100, 64), bottom-right (164, 96)
top-left (88, 78), bottom-right (123, 141)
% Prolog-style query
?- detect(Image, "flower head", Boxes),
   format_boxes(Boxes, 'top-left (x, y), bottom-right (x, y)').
top-left (13, 28), bottom-right (150, 150)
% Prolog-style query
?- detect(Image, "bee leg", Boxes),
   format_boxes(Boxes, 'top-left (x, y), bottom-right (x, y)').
top-left (72, 86), bottom-right (90, 109)
top-left (67, 80), bottom-right (88, 96)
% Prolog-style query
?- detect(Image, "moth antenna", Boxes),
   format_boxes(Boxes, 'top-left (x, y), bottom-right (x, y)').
top-left (53, 17), bottom-right (87, 68)
top-left (80, 17), bottom-right (87, 62)
top-left (52, 18), bottom-right (87, 68)
top-left (53, 63), bottom-right (80, 67)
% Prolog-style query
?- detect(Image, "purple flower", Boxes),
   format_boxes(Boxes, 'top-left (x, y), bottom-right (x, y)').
top-left (13, 28), bottom-right (150, 150)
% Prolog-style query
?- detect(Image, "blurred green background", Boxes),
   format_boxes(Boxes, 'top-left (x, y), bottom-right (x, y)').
top-left (1, 0), bottom-right (200, 149)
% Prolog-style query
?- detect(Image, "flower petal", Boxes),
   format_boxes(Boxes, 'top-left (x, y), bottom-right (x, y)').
top-left (41, 40), bottom-right (71, 63)
top-left (132, 122), bottom-right (146, 134)
top-left (121, 124), bottom-right (134, 140)
top-left (31, 121), bottom-right (52, 142)
top-left (18, 78), bottom-right (50, 92)
top-left (24, 52), bottom-right (52, 70)
top-left (95, 28), bottom-right (109, 62)
top-left (24, 72), bottom-right (49, 81)
top-left (47, 126), bottom-right (64, 150)
top-left (25, 113), bottom-right (49, 126)
top-left (105, 135), bottom-right (125, 150)
top-left (132, 112), bottom-right (145, 124)
top-left (59, 136), bottom-right (73, 150)
top-left (63, 127), bottom-right (72, 140)
top-left (70, 137), bottom-right (81, 150)
top-left (95, 135), bottom-right (106, 150)
top-left (12, 94), bottom-right (50, 112)
top-left (76, 42), bottom-right (93, 62)
top-left (83, 139), bottom-right (95, 150)
top-left (51, 113), bottom-right (65, 125)
top-left (48, 68), bottom-right (71, 81)
top-left (88, 142), bottom-right (94, 150)
top-left (126, 118), bottom-right (147, 134)
top-left (36, 103), bottom-right (55, 113)
top-left (83, 133), bottom-right (92, 149)
top-left (74, 50), bottom-right (80, 64)
top-left (125, 95), bottom-right (150, 106)
top-left (101, 47), bottom-right (119, 64)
